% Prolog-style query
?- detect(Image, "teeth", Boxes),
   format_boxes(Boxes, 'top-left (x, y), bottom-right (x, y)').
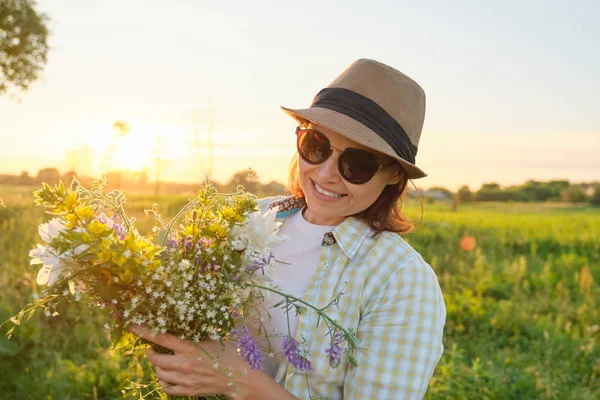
top-left (314, 182), bottom-right (342, 198)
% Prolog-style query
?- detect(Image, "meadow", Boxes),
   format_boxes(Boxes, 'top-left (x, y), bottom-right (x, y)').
top-left (0, 184), bottom-right (598, 399)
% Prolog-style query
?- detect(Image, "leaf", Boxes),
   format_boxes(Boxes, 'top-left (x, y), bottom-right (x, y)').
top-left (5, 327), bottom-right (16, 339)
top-left (96, 284), bottom-right (122, 302)
top-left (111, 328), bottom-right (136, 350)
top-left (77, 253), bottom-right (99, 262)
top-left (157, 229), bottom-right (170, 247)
top-left (230, 251), bottom-right (242, 268)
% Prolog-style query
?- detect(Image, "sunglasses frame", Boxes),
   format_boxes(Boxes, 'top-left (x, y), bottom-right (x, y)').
top-left (295, 127), bottom-right (396, 184)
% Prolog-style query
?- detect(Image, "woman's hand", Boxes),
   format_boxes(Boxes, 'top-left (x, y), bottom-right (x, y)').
top-left (128, 324), bottom-right (250, 398)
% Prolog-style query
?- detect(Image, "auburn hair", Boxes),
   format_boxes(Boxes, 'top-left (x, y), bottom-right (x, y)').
top-left (286, 153), bottom-right (415, 235)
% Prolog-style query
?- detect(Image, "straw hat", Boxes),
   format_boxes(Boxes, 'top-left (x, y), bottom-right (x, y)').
top-left (281, 58), bottom-right (427, 179)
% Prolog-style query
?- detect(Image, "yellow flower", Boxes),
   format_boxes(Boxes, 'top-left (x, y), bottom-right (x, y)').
top-left (123, 232), bottom-right (137, 250)
top-left (65, 213), bottom-right (79, 228)
top-left (99, 238), bottom-right (112, 252)
top-left (137, 238), bottom-right (153, 252)
top-left (88, 220), bottom-right (107, 236)
top-left (111, 252), bottom-right (128, 267)
top-left (208, 221), bottom-right (227, 237)
top-left (81, 232), bottom-right (93, 243)
top-left (65, 207), bottom-right (95, 228)
top-left (63, 192), bottom-right (78, 211)
top-left (182, 225), bottom-right (195, 237)
top-left (97, 251), bottom-right (112, 263)
top-left (220, 207), bottom-right (243, 223)
top-left (118, 270), bottom-right (134, 283)
top-left (76, 206), bottom-right (94, 221)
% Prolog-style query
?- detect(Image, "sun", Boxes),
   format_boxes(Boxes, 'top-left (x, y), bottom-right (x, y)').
top-left (110, 133), bottom-right (154, 172)
top-left (80, 119), bottom-right (193, 177)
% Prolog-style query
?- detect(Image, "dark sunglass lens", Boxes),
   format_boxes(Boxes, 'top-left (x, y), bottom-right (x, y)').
top-left (299, 130), bottom-right (330, 164)
top-left (339, 149), bottom-right (379, 184)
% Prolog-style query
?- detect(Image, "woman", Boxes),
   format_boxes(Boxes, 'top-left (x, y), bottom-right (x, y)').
top-left (130, 59), bottom-right (446, 399)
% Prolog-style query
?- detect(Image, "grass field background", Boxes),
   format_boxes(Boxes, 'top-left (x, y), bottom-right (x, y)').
top-left (1, 184), bottom-right (598, 399)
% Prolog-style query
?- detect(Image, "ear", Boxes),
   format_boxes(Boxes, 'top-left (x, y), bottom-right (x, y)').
top-left (386, 169), bottom-right (405, 185)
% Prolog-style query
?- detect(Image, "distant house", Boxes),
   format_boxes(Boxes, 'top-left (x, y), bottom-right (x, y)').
top-left (424, 188), bottom-right (455, 201)
top-left (406, 187), bottom-right (455, 202)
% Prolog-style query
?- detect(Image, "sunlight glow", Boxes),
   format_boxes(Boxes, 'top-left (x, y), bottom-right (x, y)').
top-left (82, 119), bottom-right (192, 175)
top-left (110, 133), bottom-right (154, 172)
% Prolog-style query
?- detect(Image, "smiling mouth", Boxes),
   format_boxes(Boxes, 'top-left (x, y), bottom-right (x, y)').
top-left (312, 180), bottom-right (347, 199)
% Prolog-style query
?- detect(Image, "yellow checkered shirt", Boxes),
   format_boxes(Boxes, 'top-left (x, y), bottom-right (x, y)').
top-left (259, 196), bottom-right (446, 400)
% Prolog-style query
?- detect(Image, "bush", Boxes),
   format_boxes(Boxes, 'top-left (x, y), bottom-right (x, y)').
top-left (560, 185), bottom-right (586, 203)
top-left (457, 186), bottom-right (473, 202)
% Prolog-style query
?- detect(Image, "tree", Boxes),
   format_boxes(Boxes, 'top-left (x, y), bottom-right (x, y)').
top-left (426, 186), bottom-right (455, 201)
top-left (18, 170), bottom-right (33, 185)
top-left (457, 185), bottom-right (473, 202)
top-left (61, 170), bottom-right (77, 185)
top-left (475, 182), bottom-right (510, 202)
top-left (261, 180), bottom-right (286, 196)
top-left (0, 0), bottom-right (50, 95)
top-left (560, 185), bottom-right (586, 203)
top-left (224, 169), bottom-right (258, 194)
top-left (36, 167), bottom-right (60, 185)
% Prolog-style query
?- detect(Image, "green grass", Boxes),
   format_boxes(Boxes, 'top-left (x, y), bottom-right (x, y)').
top-left (1, 186), bottom-right (598, 399)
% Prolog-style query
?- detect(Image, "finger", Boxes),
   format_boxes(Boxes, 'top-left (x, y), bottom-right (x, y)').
top-left (155, 366), bottom-right (188, 386)
top-left (146, 347), bottom-right (187, 371)
top-left (160, 382), bottom-right (194, 397)
top-left (129, 325), bottom-right (187, 353)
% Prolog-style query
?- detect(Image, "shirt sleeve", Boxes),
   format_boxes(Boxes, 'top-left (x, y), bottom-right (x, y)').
top-left (343, 255), bottom-right (446, 400)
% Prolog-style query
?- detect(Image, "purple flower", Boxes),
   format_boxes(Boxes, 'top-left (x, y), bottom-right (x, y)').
top-left (325, 331), bottom-right (344, 367)
top-left (179, 236), bottom-right (194, 251)
top-left (199, 237), bottom-right (213, 248)
top-left (245, 252), bottom-right (274, 275)
top-left (232, 326), bottom-right (263, 370)
top-left (283, 336), bottom-right (312, 372)
top-left (113, 223), bottom-right (127, 240)
top-left (167, 238), bottom-right (178, 248)
top-left (98, 213), bottom-right (108, 224)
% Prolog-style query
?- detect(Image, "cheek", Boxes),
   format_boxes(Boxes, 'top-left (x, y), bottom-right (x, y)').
top-left (347, 181), bottom-right (387, 208)
top-left (353, 187), bottom-right (380, 204)
top-left (298, 160), bottom-right (318, 186)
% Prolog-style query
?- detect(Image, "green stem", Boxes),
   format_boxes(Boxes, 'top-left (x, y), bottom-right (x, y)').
top-left (0, 201), bottom-right (41, 231)
top-left (0, 294), bottom-right (59, 331)
top-left (160, 198), bottom-right (203, 246)
top-left (98, 193), bottom-right (132, 230)
top-left (250, 284), bottom-right (358, 348)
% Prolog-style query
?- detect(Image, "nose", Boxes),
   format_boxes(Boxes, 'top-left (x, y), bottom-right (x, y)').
top-left (316, 149), bottom-right (341, 183)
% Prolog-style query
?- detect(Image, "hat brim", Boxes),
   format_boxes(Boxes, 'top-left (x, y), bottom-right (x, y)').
top-left (281, 106), bottom-right (427, 179)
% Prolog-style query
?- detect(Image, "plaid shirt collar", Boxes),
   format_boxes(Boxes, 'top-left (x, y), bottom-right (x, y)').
top-left (268, 196), bottom-right (373, 259)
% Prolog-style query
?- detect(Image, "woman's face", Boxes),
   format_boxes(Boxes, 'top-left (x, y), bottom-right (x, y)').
top-left (298, 123), bottom-right (402, 226)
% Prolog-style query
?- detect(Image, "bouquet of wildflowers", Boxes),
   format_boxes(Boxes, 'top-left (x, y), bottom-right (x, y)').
top-left (2, 178), bottom-right (358, 399)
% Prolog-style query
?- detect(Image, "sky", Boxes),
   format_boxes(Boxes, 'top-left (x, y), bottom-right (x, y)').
top-left (0, 0), bottom-right (598, 190)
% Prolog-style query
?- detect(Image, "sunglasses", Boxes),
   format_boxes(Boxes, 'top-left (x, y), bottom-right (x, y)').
top-left (296, 127), bottom-right (396, 184)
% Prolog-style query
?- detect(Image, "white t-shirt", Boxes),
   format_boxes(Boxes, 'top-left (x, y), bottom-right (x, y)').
top-left (252, 208), bottom-right (336, 378)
